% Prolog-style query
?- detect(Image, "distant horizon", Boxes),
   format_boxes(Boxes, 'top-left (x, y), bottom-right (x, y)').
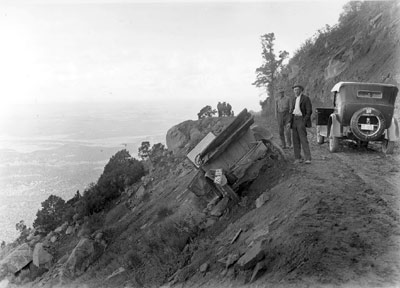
top-left (0, 1), bottom-right (347, 107)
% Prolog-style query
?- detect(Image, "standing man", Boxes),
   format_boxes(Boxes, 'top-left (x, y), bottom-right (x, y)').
top-left (217, 102), bottom-right (223, 117)
top-left (275, 88), bottom-right (292, 149)
top-left (289, 84), bottom-right (312, 164)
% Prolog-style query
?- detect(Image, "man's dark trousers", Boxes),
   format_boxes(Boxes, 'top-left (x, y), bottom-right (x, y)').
top-left (292, 116), bottom-right (311, 160)
top-left (277, 111), bottom-right (291, 147)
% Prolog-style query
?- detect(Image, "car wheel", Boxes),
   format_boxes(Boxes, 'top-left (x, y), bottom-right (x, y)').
top-left (350, 107), bottom-right (386, 141)
top-left (316, 127), bottom-right (325, 144)
top-left (382, 139), bottom-right (395, 154)
top-left (329, 135), bottom-right (339, 153)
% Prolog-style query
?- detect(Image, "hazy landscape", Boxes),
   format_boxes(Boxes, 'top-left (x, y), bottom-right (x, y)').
top-left (0, 100), bottom-right (205, 242)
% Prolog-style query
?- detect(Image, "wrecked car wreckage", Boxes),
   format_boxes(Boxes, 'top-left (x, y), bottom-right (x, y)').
top-left (187, 109), bottom-right (285, 202)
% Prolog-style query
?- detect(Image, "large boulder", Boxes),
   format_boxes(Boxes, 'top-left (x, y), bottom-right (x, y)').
top-left (33, 243), bottom-right (53, 268)
top-left (166, 125), bottom-right (188, 155)
top-left (166, 117), bottom-right (233, 155)
top-left (63, 238), bottom-right (100, 277)
top-left (65, 226), bottom-right (75, 235)
top-left (0, 243), bottom-right (32, 274)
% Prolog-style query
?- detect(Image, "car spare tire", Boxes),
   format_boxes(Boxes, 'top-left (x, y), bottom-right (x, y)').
top-left (350, 107), bottom-right (386, 141)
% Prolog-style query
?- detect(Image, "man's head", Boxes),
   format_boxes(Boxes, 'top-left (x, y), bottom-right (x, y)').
top-left (292, 84), bottom-right (304, 97)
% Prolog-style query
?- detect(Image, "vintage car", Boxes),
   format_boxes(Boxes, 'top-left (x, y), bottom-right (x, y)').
top-left (315, 82), bottom-right (399, 154)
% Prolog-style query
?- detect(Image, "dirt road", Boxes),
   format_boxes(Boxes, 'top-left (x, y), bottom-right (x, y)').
top-left (184, 120), bottom-right (400, 288)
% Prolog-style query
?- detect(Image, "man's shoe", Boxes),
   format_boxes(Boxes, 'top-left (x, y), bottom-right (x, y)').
top-left (304, 160), bottom-right (311, 164)
top-left (294, 159), bottom-right (303, 164)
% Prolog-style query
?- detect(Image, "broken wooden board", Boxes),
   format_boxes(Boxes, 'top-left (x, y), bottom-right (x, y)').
top-left (230, 141), bottom-right (268, 181)
top-left (201, 129), bottom-right (256, 173)
top-left (201, 115), bottom-right (254, 165)
top-left (186, 132), bottom-right (216, 168)
top-left (198, 109), bottom-right (253, 161)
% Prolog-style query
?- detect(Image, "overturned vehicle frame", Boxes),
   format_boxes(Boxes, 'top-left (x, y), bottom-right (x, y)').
top-left (316, 82), bottom-right (399, 154)
top-left (186, 109), bottom-right (283, 202)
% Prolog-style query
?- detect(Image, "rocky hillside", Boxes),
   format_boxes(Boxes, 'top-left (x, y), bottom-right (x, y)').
top-left (1, 2), bottom-right (400, 288)
top-left (276, 1), bottom-right (399, 112)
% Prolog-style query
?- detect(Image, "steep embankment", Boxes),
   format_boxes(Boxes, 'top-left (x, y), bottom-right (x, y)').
top-left (277, 1), bottom-right (399, 111)
top-left (1, 2), bottom-right (400, 288)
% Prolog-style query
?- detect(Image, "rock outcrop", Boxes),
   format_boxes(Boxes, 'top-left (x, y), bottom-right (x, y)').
top-left (166, 117), bottom-right (233, 156)
top-left (0, 243), bottom-right (32, 275)
top-left (63, 238), bottom-right (100, 277)
top-left (32, 243), bottom-right (53, 268)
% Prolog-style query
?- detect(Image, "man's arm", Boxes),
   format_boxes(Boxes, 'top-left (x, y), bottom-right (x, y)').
top-left (304, 96), bottom-right (312, 123)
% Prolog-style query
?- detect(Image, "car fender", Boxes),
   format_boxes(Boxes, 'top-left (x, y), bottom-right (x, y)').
top-left (328, 114), bottom-right (341, 137)
top-left (385, 117), bottom-right (399, 141)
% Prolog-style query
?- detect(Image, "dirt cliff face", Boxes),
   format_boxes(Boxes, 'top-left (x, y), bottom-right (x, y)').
top-left (277, 1), bottom-right (400, 114)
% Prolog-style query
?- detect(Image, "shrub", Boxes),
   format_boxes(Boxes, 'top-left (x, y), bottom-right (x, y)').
top-left (197, 105), bottom-right (217, 119)
top-left (76, 150), bottom-right (145, 216)
top-left (33, 195), bottom-right (66, 234)
top-left (104, 203), bottom-right (130, 226)
top-left (86, 213), bottom-right (104, 234)
top-left (98, 149), bottom-right (145, 191)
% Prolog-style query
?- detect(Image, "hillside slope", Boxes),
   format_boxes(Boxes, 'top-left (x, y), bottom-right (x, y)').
top-left (277, 1), bottom-right (399, 112)
top-left (1, 2), bottom-right (400, 288)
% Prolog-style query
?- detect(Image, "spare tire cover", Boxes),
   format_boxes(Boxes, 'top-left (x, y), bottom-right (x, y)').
top-left (350, 107), bottom-right (386, 141)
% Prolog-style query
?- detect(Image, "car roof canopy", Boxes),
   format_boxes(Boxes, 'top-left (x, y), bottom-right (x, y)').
top-left (331, 82), bottom-right (398, 92)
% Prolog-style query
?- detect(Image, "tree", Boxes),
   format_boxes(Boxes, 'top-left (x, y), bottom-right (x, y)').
top-left (138, 141), bottom-right (151, 160)
top-left (15, 220), bottom-right (31, 244)
top-left (33, 195), bottom-right (66, 233)
top-left (97, 149), bottom-right (145, 204)
top-left (197, 105), bottom-right (217, 119)
top-left (252, 33), bottom-right (289, 111)
top-left (149, 143), bottom-right (167, 163)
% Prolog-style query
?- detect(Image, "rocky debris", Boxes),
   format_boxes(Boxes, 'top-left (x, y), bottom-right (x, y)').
top-left (29, 235), bottom-right (42, 247)
top-left (324, 56), bottom-right (349, 79)
top-left (136, 185), bottom-right (146, 199)
top-left (250, 261), bottom-right (267, 283)
top-left (255, 191), bottom-right (270, 208)
top-left (236, 241), bottom-right (265, 270)
top-left (50, 236), bottom-right (57, 243)
top-left (54, 222), bottom-right (68, 233)
top-left (77, 223), bottom-right (91, 238)
top-left (230, 229), bottom-right (242, 244)
top-left (26, 232), bottom-right (35, 241)
top-left (63, 238), bottom-right (100, 278)
top-left (225, 253), bottom-right (240, 269)
top-left (246, 227), bottom-right (269, 245)
top-left (199, 262), bottom-right (209, 274)
top-left (94, 232), bottom-right (103, 241)
top-left (209, 197), bottom-right (229, 217)
top-left (33, 243), bottom-right (53, 268)
top-left (106, 267), bottom-right (126, 280)
top-left (65, 226), bottom-right (75, 235)
top-left (202, 217), bottom-right (218, 229)
top-left (0, 243), bottom-right (32, 274)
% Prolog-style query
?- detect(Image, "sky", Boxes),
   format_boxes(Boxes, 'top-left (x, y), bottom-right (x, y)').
top-left (0, 0), bottom-right (348, 112)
